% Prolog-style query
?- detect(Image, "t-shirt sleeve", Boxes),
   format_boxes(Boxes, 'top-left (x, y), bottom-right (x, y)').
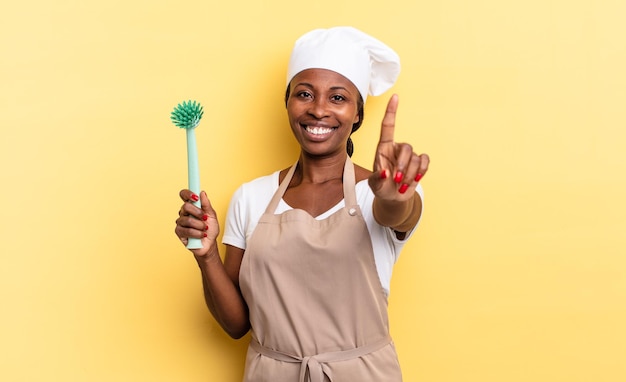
top-left (221, 172), bottom-right (278, 250)
top-left (222, 185), bottom-right (247, 250)
top-left (357, 180), bottom-right (425, 295)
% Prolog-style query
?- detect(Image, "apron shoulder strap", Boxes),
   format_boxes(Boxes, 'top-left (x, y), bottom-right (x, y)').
top-left (265, 161), bottom-right (298, 214)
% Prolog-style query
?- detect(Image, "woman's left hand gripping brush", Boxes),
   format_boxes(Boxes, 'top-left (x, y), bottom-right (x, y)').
top-left (171, 100), bottom-right (208, 250)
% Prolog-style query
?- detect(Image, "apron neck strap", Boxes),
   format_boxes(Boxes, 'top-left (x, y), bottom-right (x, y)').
top-left (265, 157), bottom-right (357, 214)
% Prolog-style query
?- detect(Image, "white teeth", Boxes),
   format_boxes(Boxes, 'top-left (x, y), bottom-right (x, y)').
top-left (306, 126), bottom-right (333, 135)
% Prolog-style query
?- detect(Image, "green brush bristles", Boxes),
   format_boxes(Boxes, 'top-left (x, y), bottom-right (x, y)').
top-left (171, 100), bottom-right (204, 129)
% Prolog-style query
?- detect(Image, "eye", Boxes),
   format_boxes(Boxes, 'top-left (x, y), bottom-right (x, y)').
top-left (331, 94), bottom-right (346, 102)
top-left (296, 91), bottom-right (313, 99)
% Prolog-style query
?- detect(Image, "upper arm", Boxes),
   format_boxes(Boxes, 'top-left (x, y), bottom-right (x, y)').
top-left (224, 244), bottom-right (245, 288)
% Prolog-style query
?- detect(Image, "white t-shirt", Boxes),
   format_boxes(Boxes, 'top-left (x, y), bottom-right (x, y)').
top-left (222, 171), bottom-right (424, 296)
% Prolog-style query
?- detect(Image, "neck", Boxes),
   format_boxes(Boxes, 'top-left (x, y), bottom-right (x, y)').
top-left (295, 152), bottom-right (348, 184)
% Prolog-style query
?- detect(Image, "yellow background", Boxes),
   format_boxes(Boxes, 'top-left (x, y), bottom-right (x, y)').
top-left (1, 0), bottom-right (625, 381)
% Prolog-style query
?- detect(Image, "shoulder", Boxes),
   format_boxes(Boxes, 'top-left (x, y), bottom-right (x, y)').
top-left (353, 162), bottom-right (373, 183)
top-left (352, 162), bottom-right (375, 204)
top-left (230, 171), bottom-right (279, 207)
top-left (239, 171), bottom-right (279, 192)
top-left (224, 170), bottom-right (280, 245)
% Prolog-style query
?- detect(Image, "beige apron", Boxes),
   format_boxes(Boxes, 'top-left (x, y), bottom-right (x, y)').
top-left (239, 158), bottom-right (402, 382)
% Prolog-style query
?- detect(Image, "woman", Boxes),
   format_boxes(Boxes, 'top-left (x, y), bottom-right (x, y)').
top-left (175, 26), bottom-right (430, 382)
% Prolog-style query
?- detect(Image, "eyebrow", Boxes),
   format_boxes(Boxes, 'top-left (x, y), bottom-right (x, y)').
top-left (293, 82), bottom-right (350, 92)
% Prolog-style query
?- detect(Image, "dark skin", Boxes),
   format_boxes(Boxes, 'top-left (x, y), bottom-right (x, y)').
top-left (175, 69), bottom-right (430, 339)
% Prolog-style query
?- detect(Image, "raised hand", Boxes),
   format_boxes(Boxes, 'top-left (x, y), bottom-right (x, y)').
top-left (368, 94), bottom-right (430, 202)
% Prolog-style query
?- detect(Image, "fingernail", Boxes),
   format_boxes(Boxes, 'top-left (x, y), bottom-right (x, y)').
top-left (399, 183), bottom-right (409, 194)
top-left (191, 194), bottom-right (199, 202)
top-left (202, 214), bottom-right (208, 221)
top-left (415, 173), bottom-right (423, 182)
top-left (394, 171), bottom-right (404, 183)
top-left (380, 169), bottom-right (388, 179)
top-left (203, 232), bottom-right (208, 237)
top-left (205, 225), bottom-right (209, 231)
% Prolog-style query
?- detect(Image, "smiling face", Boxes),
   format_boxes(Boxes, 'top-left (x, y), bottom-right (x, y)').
top-left (286, 69), bottom-right (362, 158)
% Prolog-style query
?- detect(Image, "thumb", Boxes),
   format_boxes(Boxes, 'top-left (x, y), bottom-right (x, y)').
top-left (200, 191), bottom-right (216, 216)
top-left (367, 169), bottom-right (389, 194)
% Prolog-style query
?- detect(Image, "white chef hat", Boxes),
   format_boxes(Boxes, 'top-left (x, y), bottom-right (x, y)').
top-left (286, 26), bottom-right (401, 103)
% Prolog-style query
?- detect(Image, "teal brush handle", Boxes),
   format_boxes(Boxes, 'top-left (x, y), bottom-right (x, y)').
top-left (186, 128), bottom-right (202, 249)
top-left (171, 100), bottom-right (205, 250)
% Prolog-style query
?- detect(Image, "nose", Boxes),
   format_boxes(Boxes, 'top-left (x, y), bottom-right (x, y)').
top-left (308, 98), bottom-right (329, 119)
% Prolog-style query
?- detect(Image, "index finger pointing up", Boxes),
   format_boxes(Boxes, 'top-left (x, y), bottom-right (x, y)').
top-left (379, 94), bottom-right (398, 143)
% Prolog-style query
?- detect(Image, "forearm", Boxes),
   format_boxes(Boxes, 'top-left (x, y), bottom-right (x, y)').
top-left (372, 191), bottom-right (422, 234)
top-left (196, 245), bottom-right (250, 339)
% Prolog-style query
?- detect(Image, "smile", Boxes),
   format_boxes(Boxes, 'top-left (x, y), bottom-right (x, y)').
top-left (304, 125), bottom-right (335, 135)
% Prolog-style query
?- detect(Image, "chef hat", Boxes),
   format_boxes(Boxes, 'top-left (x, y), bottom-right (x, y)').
top-left (286, 26), bottom-right (401, 103)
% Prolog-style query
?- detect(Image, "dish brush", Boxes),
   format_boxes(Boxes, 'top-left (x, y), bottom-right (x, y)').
top-left (171, 100), bottom-right (204, 249)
